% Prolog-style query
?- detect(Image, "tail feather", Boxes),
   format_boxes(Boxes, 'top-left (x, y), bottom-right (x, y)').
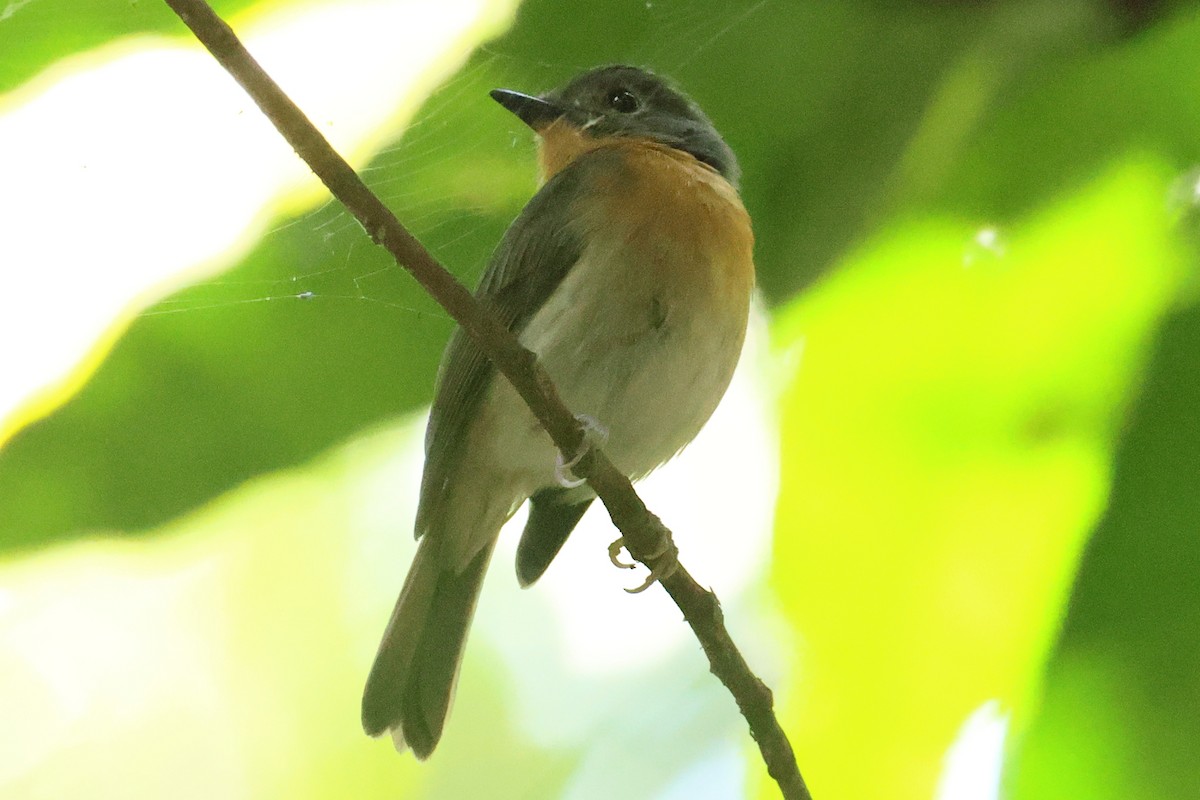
top-left (516, 489), bottom-right (593, 587)
top-left (362, 537), bottom-right (496, 758)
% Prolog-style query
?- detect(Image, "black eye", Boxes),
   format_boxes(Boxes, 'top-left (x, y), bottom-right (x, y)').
top-left (607, 88), bottom-right (640, 113)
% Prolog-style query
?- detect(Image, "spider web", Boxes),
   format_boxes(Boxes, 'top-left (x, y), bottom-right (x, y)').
top-left (138, 0), bottom-right (769, 326)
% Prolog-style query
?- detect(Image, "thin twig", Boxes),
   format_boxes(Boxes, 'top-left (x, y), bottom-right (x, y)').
top-left (161, 1), bottom-right (812, 797)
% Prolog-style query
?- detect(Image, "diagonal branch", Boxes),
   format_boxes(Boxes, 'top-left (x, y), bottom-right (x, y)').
top-left (161, 1), bottom-right (812, 797)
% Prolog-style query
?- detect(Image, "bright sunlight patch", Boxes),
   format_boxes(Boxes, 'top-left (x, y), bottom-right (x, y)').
top-left (0, 0), bottom-right (516, 448)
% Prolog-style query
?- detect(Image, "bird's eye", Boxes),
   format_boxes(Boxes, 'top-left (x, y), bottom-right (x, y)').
top-left (607, 88), bottom-right (640, 113)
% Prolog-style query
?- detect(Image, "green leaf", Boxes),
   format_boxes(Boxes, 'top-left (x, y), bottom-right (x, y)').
top-left (1008, 305), bottom-right (1200, 798)
top-left (0, 0), bottom-right (257, 94)
top-left (0, 0), bottom-right (518, 550)
top-left (767, 163), bottom-right (1186, 799)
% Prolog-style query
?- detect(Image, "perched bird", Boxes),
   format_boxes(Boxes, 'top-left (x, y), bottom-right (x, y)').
top-left (361, 64), bottom-right (755, 758)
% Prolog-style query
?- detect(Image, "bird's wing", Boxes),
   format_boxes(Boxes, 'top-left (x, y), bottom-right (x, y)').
top-left (414, 152), bottom-right (609, 539)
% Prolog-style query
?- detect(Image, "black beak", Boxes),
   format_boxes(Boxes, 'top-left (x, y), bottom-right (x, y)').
top-left (490, 89), bottom-right (565, 131)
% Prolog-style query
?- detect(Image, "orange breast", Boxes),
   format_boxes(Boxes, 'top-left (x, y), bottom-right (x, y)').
top-left (580, 139), bottom-right (755, 315)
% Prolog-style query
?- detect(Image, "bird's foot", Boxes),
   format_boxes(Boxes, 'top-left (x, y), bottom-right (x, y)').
top-left (554, 414), bottom-right (609, 488)
top-left (608, 523), bottom-right (679, 594)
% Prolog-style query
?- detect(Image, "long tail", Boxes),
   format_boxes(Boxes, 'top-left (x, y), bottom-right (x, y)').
top-left (361, 536), bottom-right (496, 758)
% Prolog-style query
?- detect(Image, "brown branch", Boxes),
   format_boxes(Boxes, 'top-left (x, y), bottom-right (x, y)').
top-left (161, 1), bottom-right (812, 797)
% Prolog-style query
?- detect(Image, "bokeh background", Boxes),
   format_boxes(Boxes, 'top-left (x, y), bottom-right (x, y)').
top-left (2, 0), bottom-right (1199, 798)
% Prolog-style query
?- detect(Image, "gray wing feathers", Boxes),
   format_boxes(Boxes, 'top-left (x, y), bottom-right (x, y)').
top-left (414, 160), bottom-right (593, 538)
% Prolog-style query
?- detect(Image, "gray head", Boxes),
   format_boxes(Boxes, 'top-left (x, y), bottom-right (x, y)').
top-left (491, 65), bottom-right (739, 187)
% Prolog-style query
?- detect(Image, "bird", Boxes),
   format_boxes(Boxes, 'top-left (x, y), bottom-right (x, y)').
top-left (361, 64), bottom-right (755, 759)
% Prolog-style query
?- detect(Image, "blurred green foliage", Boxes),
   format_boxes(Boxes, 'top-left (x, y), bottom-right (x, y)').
top-left (3, 0), bottom-right (1200, 798)
top-left (0, 0), bottom-right (258, 93)
top-left (771, 163), bottom-right (1185, 798)
top-left (1009, 305), bottom-right (1200, 799)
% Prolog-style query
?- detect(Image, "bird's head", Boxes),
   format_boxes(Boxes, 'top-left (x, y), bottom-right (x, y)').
top-left (491, 65), bottom-right (739, 186)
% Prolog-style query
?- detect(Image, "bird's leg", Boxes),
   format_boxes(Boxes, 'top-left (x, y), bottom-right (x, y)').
top-left (554, 414), bottom-right (609, 488)
top-left (552, 415), bottom-right (679, 592)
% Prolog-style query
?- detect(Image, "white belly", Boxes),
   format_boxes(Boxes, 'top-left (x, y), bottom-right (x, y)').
top-left (476, 233), bottom-right (749, 493)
